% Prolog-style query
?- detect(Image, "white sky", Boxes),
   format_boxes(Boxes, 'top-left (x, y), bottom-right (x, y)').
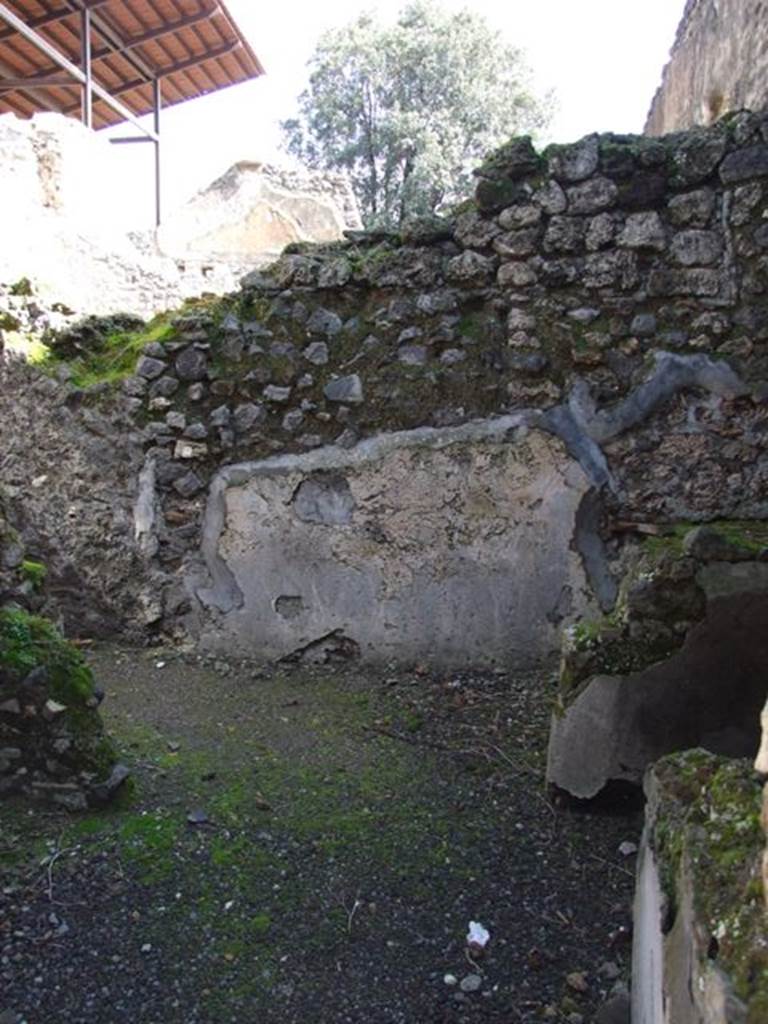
top-left (105, 0), bottom-right (688, 227)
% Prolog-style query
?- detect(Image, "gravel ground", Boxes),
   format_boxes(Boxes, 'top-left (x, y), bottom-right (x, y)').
top-left (0, 647), bottom-right (641, 1024)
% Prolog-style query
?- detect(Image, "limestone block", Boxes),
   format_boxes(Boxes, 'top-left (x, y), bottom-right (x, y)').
top-left (547, 135), bottom-right (599, 183)
top-left (618, 211), bottom-right (666, 251)
top-left (156, 161), bottom-right (361, 260)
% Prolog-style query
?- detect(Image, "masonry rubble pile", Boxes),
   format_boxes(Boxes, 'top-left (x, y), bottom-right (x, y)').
top-left (0, 490), bottom-right (126, 810)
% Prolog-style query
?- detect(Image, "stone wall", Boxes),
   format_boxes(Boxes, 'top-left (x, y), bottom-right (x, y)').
top-left (0, 357), bottom-right (158, 639)
top-left (646, 0), bottom-right (768, 135)
top-left (3, 115), bottom-right (768, 666)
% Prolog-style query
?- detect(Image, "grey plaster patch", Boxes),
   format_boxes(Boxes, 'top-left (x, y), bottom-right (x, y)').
top-left (540, 404), bottom-right (613, 489)
top-left (292, 475), bottom-right (356, 525)
top-left (573, 489), bottom-right (618, 611)
top-left (192, 416), bottom-right (594, 667)
top-left (566, 351), bottom-right (747, 446)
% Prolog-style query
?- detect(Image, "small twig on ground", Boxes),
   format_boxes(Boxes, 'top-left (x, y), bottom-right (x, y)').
top-left (41, 836), bottom-right (76, 903)
top-left (464, 947), bottom-right (483, 974)
top-left (362, 724), bottom-right (453, 752)
top-left (326, 884), bottom-right (363, 935)
top-left (345, 892), bottom-right (362, 934)
top-left (586, 852), bottom-right (634, 878)
top-left (482, 743), bottom-right (541, 778)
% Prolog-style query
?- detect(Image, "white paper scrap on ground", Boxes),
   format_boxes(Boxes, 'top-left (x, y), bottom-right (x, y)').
top-left (467, 921), bottom-right (490, 948)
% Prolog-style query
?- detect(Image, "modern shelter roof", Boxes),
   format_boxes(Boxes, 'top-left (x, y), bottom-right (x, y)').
top-left (0, 1), bottom-right (264, 129)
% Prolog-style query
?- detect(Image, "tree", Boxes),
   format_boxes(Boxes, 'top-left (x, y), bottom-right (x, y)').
top-left (281, 1), bottom-right (553, 229)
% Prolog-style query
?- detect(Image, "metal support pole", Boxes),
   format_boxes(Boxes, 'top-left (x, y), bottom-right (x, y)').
top-left (153, 77), bottom-right (162, 227)
top-left (80, 6), bottom-right (92, 128)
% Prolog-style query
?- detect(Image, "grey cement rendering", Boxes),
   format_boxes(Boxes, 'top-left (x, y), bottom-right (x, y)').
top-left (191, 418), bottom-right (593, 667)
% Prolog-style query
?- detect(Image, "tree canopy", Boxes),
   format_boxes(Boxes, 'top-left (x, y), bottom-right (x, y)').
top-left (281, 1), bottom-right (553, 229)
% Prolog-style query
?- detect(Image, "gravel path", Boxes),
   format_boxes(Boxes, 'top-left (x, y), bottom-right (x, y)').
top-left (0, 647), bottom-right (640, 1024)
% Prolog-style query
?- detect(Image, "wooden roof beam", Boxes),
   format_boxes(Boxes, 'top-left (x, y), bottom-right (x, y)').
top-left (60, 39), bottom-right (240, 113)
top-left (0, 3), bottom-right (219, 94)
top-left (0, 72), bottom-right (74, 89)
top-left (86, 7), bottom-right (223, 64)
top-left (0, 0), bottom-right (110, 43)
top-left (0, 51), bottom-right (69, 111)
top-left (62, 0), bottom-right (157, 86)
top-left (116, 40), bottom-right (239, 92)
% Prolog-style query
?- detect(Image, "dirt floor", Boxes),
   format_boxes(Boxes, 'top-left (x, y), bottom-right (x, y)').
top-left (0, 647), bottom-right (640, 1024)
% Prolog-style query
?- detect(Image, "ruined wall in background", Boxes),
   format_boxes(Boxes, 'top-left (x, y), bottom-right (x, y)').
top-left (0, 113), bottom-right (214, 318)
top-left (156, 162), bottom-right (362, 262)
top-left (646, 0), bottom-right (768, 135)
top-left (0, 114), bottom-right (359, 320)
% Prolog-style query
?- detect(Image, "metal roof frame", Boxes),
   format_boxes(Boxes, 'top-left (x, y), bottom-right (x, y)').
top-left (0, 1), bottom-right (264, 225)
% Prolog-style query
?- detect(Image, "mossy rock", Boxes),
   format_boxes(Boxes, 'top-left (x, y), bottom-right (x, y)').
top-left (0, 608), bottom-right (118, 788)
top-left (475, 135), bottom-right (543, 181)
top-left (45, 312), bottom-right (146, 361)
top-left (0, 606), bottom-right (94, 704)
top-left (20, 560), bottom-right (47, 590)
top-left (474, 176), bottom-right (531, 213)
top-left (651, 751), bottom-right (767, 1018)
top-left (41, 305), bottom-right (204, 389)
top-left (644, 520), bottom-right (768, 561)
